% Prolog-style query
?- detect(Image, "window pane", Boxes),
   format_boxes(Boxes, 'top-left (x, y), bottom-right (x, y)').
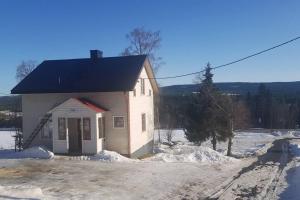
top-left (41, 120), bottom-right (52, 139)
top-left (83, 118), bottom-right (91, 140)
top-left (58, 118), bottom-right (66, 140)
top-left (142, 114), bottom-right (146, 132)
top-left (141, 78), bottom-right (145, 95)
top-left (98, 118), bottom-right (104, 138)
top-left (114, 116), bottom-right (125, 128)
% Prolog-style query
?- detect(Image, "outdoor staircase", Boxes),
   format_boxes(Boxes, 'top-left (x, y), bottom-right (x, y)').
top-left (22, 113), bottom-right (52, 149)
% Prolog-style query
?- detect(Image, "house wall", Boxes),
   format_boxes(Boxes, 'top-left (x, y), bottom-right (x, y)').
top-left (22, 92), bottom-right (129, 154)
top-left (129, 66), bottom-right (155, 157)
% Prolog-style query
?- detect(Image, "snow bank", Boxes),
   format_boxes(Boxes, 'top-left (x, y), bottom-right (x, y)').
top-left (0, 131), bottom-right (15, 149)
top-left (147, 143), bottom-right (237, 163)
top-left (288, 130), bottom-right (300, 137)
top-left (0, 146), bottom-right (54, 159)
top-left (90, 150), bottom-right (137, 162)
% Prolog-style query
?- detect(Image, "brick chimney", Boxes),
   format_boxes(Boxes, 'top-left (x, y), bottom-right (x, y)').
top-left (90, 50), bottom-right (103, 60)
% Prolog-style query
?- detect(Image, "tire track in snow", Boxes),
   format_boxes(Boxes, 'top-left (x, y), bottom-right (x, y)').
top-left (207, 138), bottom-right (293, 200)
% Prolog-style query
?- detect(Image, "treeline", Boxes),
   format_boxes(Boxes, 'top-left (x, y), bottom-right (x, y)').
top-left (159, 84), bottom-right (300, 130)
top-left (246, 84), bottom-right (300, 129)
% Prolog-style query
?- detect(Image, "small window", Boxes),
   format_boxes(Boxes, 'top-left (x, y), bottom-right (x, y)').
top-left (149, 89), bottom-right (152, 96)
top-left (41, 120), bottom-right (53, 139)
top-left (142, 113), bottom-right (146, 132)
top-left (98, 117), bottom-right (105, 139)
top-left (133, 89), bottom-right (136, 97)
top-left (141, 78), bottom-right (145, 95)
top-left (83, 118), bottom-right (91, 140)
top-left (58, 118), bottom-right (66, 140)
top-left (113, 116), bottom-right (125, 128)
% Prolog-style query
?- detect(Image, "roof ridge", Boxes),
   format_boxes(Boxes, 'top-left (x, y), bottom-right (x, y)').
top-left (44, 54), bottom-right (147, 62)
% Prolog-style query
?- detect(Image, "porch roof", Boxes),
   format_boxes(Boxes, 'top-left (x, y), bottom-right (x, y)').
top-left (49, 98), bottom-right (108, 114)
top-left (75, 98), bottom-right (107, 113)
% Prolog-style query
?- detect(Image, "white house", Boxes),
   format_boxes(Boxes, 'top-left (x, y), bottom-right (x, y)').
top-left (11, 50), bottom-right (159, 158)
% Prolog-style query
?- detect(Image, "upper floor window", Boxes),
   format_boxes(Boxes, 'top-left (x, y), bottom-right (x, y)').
top-left (149, 89), bottom-right (152, 96)
top-left (141, 113), bottom-right (146, 132)
top-left (141, 78), bottom-right (145, 95)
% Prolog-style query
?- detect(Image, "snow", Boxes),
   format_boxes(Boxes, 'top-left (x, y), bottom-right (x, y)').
top-left (154, 129), bottom-right (293, 158)
top-left (0, 146), bottom-right (54, 159)
top-left (0, 185), bottom-right (44, 200)
top-left (91, 150), bottom-right (137, 162)
top-left (148, 142), bottom-right (237, 163)
top-left (0, 130), bottom-right (15, 149)
top-left (0, 128), bottom-right (297, 199)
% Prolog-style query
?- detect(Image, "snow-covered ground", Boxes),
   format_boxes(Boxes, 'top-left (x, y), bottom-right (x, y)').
top-left (0, 130), bottom-right (15, 149)
top-left (154, 129), bottom-right (295, 158)
top-left (0, 129), bottom-right (298, 199)
top-left (275, 139), bottom-right (300, 200)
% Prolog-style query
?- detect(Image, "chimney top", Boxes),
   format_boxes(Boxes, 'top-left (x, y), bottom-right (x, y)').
top-left (90, 50), bottom-right (103, 60)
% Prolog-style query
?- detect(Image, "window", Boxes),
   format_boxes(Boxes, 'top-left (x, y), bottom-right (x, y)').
top-left (141, 78), bottom-right (145, 95)
top-left (142, 113), bottom-right (146, 132)
top-left (149, 89), bottom-right (152, 96)
top-left (83, 118), bottom-right (91, 140)
top-left (98, 117), bottom-right (105, 139)
top-left (113, 116), bottom-right (125, 128)
top-left (41, 120), bottom-right (53, 139)
top-left (133, 89), bottom-right (136, 97)
top-left (58, 118), bottom-right (66, 140)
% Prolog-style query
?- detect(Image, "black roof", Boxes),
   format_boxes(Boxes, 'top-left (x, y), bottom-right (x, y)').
top-left (11, 55), bottom-right (147, 94)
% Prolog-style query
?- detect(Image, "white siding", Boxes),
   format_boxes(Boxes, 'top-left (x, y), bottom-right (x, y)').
top-left (22, 92), bottom-right (129, 154)
top-left (129, 66), bottom-right (155, 154)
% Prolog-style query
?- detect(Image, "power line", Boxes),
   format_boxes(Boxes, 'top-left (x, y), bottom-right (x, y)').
top-left (150, 36), bottom-right (300, 80)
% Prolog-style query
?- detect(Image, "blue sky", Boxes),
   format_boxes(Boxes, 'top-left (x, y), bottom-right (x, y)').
top-left (0, 0), bottom-right (300, 94)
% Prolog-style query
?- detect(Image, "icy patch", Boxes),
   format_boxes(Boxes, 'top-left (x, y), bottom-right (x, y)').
top-left (0, 185), bottom-right (44, 199)
top-left (147, 143), bottom-right (237, 163)
top-left (90, 150), bottom-right (137, 162)
top-left (0, 146), bottom-right (54, 159)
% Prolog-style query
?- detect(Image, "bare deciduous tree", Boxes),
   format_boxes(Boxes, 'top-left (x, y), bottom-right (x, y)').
top-left (122, 27), bottom-right (163, 73)
top-left (16, 60), bottom-right (36, 82)
top-left (227, 99), bottom-right (251, 156)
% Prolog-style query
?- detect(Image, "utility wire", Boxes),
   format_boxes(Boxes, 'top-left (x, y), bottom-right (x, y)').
top-left (149, 36), bottom-right (300, 80)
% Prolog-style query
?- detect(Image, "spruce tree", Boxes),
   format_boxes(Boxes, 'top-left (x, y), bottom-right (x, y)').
top-left (184, 63), bottom-right (232, 150)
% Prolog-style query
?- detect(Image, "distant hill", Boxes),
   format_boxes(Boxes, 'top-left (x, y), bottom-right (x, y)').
top-left (160, 81), bottom-right (300, 96)
top-left (0, 95), bottom-right (21, 111)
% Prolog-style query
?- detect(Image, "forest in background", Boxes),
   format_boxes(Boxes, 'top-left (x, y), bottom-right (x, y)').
top-left (1, 81), bottom-right (300, 129)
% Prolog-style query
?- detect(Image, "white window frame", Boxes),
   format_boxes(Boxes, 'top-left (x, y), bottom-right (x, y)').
top-left (113, 116), bottom-right (126, 129)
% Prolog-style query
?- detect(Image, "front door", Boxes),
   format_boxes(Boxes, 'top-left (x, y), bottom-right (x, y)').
top-left (68, 118), bottom-right (82, 154)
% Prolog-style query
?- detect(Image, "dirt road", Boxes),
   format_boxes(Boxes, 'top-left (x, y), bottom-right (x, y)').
top-left (207, 138), bottom-right (295, 200)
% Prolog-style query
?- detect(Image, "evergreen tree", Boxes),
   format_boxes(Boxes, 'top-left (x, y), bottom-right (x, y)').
top-left (183, 63), bottom-right (232, 150)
